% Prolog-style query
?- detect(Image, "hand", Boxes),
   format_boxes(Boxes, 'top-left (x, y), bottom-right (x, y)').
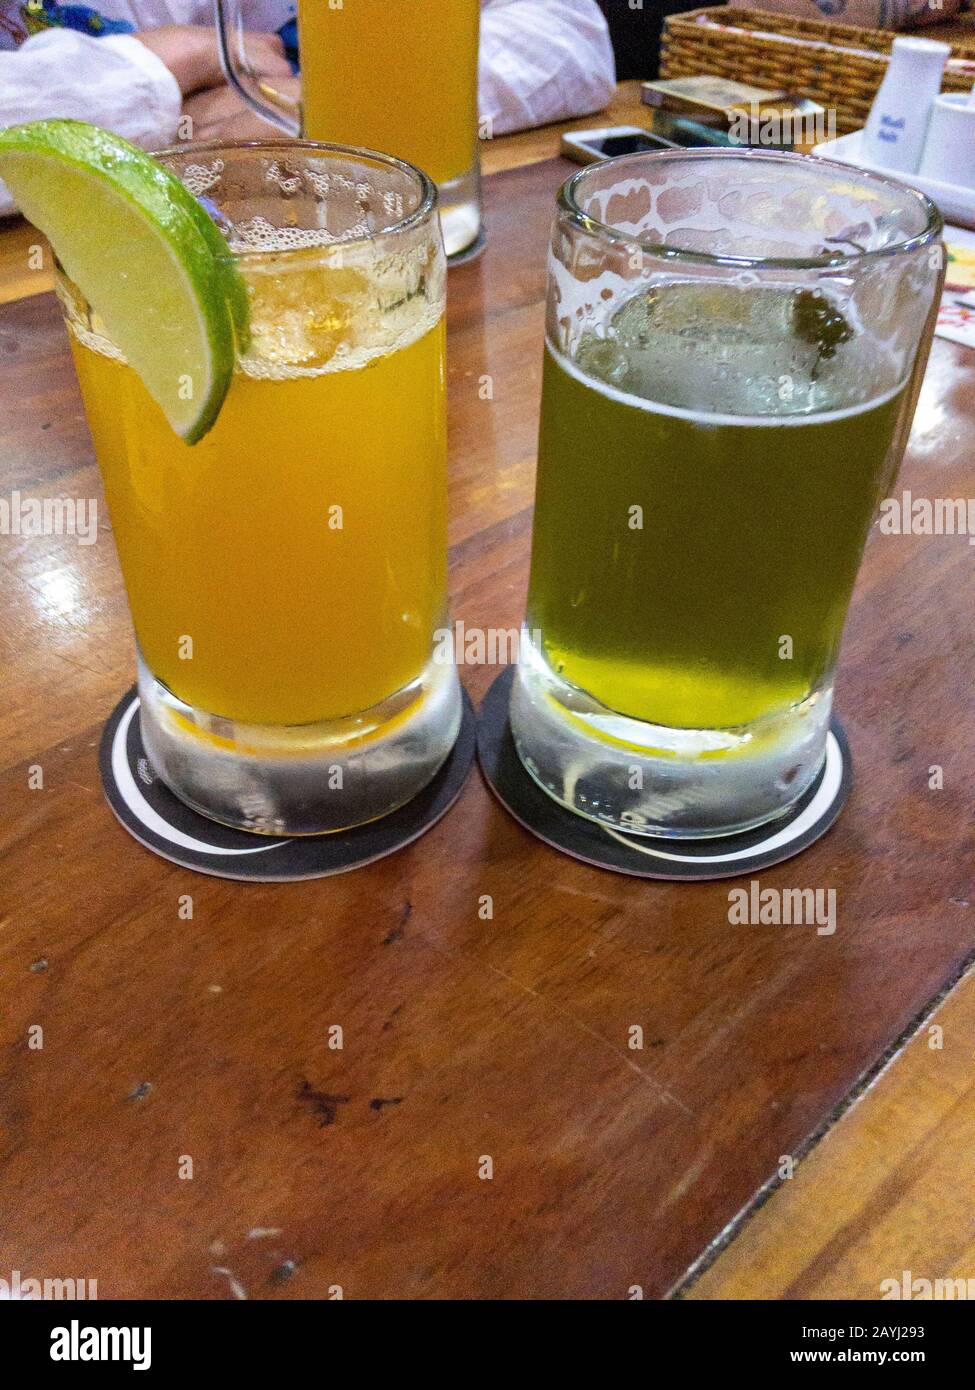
top-left (182, 77), bottom-right (301, 143)
top-left (134, 25), bottom-right (291, 98)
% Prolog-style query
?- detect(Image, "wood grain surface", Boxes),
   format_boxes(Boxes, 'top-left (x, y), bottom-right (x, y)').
top-left (685, 967), bottom-right (975, 1300)
top-left (0, 157), bottom-right (973, 1300)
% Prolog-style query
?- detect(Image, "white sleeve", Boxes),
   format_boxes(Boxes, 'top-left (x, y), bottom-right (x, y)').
top-left (479, 0), bottom-right (616, 137)
top-left (0, 31), bottom-right (182, 217)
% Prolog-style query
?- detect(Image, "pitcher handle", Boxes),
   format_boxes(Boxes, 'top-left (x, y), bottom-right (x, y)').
top-left (214, 0), bottom-right (302, 136)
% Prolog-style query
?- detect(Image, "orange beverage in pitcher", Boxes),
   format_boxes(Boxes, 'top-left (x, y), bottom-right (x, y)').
top-left (298, 0), bottom-right (481, 254)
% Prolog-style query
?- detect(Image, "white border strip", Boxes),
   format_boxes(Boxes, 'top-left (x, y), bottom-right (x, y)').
top-left (112, 699), bottom-right (285, 858)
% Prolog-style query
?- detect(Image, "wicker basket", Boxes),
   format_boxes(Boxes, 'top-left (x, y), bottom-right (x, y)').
top-left (661, 7), bottom-right (975, 134)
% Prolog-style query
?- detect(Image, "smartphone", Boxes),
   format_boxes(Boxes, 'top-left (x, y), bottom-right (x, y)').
top-left (650, 111), bottom-right (737, 150)
top-left (560, 122), bottom-right (732, 166)
top-left (560, 126), bottom-right (675, 165)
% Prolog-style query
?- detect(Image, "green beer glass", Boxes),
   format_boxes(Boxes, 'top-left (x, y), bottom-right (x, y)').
top-left (511, 150), bottom-right (943, 838)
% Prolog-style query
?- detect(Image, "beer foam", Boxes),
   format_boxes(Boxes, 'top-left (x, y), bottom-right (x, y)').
top-left (547, 340), bottom-right (907, 428)
top-left (576, 156), bottom-right (925, 261)
top-left (233, 236), bottom-right (444, 379)
top-left (238, 297), bottom-right (443, 380)
top-left (228, 216), bottom-right (372, 254)
top-left (64, 298), bottom-right (443, 380)
top-left (548, 156), bottom-right (938, 400)
top-left (59, 239), bottom-right (444, 381)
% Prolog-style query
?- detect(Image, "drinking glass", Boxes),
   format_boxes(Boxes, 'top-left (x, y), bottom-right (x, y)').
top-left (59, 141), bottom-right (460, 834)
top-left (214, 0), bottom-right (482, 258)
top-left (511, 150), bottom-right (943, 838)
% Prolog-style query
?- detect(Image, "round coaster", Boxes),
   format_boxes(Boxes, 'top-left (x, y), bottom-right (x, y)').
top-left (476, 668), bottom-right (852, 882)
top-left (99, 686), bottom-right (477, 881)
top-left (446, 225), bottom-right (487, 267)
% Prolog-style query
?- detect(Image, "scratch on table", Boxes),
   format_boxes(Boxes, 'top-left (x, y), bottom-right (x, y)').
top-left (0, 804), bottom-right (51, 856)
top-left (382, 1003), bottom-right (404, 1031)
top-left (212, 1266), bottom-right (247, 1300)
top-left (247, 1227), bottom-right (282, 1240)
top-left (418, 923), bottom-right (695, 1119)
top-left (554, 884), bottom-right (622, 910)
top-left (42, 643), bottom-right (104, 681)
top-left (383, 899), bottom-right (412, 945)
top-left (697, 953), bottom-right (808, 1060)
top-left (657, 1151), bottom-right (710, 1214)
top-left (485, 958), bottom-right (695, 1118)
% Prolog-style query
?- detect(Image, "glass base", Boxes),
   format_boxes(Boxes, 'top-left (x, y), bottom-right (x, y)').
top-left (137, 653), bottom-right (462, 836)
top-left (439, 161), bottom-right (482, 259)
top-left (509, 640), bottom-right (831, 840)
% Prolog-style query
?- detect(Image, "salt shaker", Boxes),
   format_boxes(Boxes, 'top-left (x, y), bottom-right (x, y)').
top-left (918, 90), bottom-right (975, 188)
top-left (862, 36), bottom-right (951, 174)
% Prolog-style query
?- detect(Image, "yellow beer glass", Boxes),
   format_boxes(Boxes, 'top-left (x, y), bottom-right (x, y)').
top-left (59, 141), bottom-right (460, 834)
top-left (214, 0), bottom-right (482, 258)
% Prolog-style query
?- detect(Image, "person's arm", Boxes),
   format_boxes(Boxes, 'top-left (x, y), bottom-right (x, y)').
top-left (479, 0), bottom-right (617, 137)
top-left (0, 29), bottom-right (182, 216)
top-left (135, 25), bottom-right (291, 99)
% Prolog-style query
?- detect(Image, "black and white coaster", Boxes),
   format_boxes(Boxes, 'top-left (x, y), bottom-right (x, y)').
top-left (447, 225), bottom-right (487, 267)
top-left (476, 668), bottom-right (852, 881)
top-left (99, 686), bottom-right (477, 881)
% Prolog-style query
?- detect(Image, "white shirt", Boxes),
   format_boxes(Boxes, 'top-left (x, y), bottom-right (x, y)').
top-left (0, 1), bottom-right (615, 216)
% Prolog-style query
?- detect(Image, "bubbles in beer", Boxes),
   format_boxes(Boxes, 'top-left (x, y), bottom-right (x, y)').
top-left (572, 280), bottom-right (893, 418)
top-left (570, 278), bottom-right (906, 417)
top-left (62, 232), bottom-right (443, 381)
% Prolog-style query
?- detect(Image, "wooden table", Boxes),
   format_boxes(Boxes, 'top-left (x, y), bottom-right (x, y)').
top-left (1, 106), bottom-right (973, 1302)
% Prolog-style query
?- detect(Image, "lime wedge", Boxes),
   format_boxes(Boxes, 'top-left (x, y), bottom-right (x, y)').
top-left (0, 120), bottom-right (247, 443)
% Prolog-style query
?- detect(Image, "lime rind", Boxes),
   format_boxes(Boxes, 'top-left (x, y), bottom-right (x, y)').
top-left (189, 187), bottom-right (251, 356)
top-left (0, 119), bottom-right (248, 443)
